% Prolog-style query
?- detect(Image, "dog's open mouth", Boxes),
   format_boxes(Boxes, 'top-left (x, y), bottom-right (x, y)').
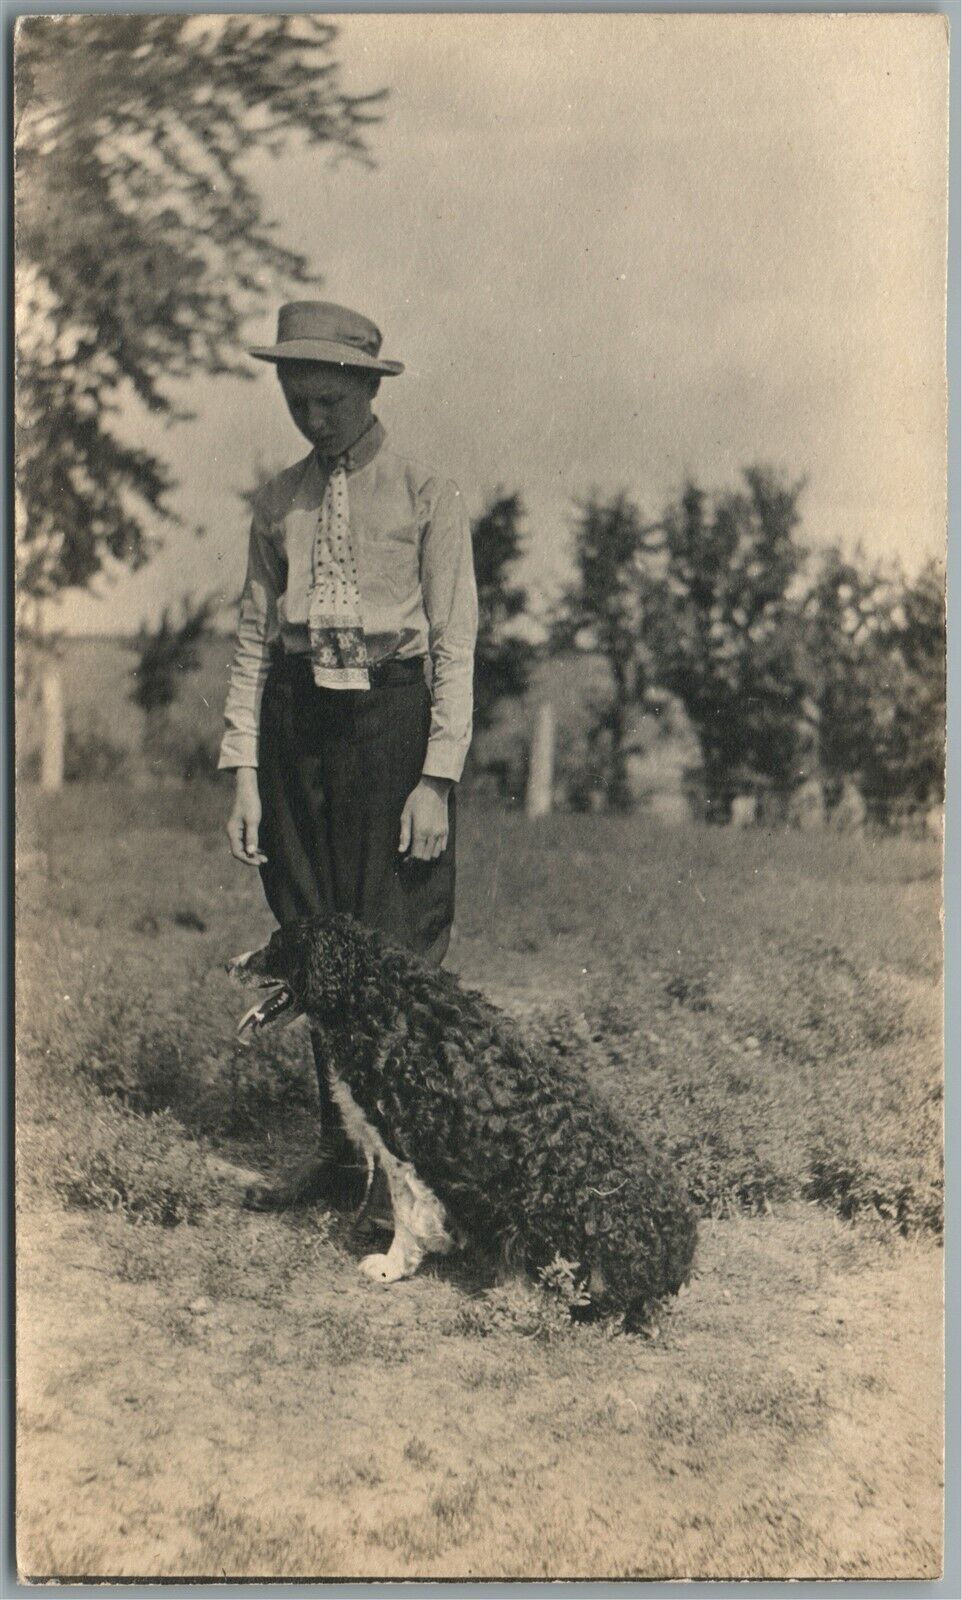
top-left (228, 946), bottom-right (305, 1041)
top-left (234, 982), bottom-right (303, 1041)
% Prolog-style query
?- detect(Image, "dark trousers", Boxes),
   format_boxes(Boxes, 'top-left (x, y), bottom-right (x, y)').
top-left (257, 651), bottom-right (456, 1131)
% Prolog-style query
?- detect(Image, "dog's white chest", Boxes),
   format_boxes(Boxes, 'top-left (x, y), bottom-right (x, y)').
top-left (327, 1070), bottom-right (453, 1283)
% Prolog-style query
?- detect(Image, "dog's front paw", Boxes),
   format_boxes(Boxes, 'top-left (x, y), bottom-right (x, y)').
top-left (359, 1251), bottom-right (406, 1284)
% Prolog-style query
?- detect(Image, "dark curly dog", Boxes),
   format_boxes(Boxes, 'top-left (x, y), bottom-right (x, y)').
top-left (229, 914), bottom-right (696, 1327)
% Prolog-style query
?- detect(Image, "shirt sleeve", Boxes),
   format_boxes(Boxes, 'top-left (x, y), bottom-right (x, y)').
top-left (218, 509), bottom-right (284, 771)
top-left (418, 478), bottom-right (478, 783)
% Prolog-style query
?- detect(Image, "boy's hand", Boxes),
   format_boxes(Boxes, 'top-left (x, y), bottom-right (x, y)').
top-left (399, 777), bottom-right (451, 862)
top-left (227, 768), bottom-right (268, 866)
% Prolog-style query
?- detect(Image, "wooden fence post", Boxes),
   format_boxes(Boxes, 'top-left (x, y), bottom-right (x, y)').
top-left (40, 665), bottom-right (65, 793)
top-left (525, 701), bottom-right (555, 819)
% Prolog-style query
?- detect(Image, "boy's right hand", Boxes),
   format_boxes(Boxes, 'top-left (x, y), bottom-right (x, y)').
top-left (226, 768), bottom-right (268, 866)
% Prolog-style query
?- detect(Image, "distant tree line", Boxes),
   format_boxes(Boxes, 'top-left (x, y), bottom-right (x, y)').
top-left (458, 469), bottom-right (943, 825)
top-left (554, 469), bottom-right (944, 825)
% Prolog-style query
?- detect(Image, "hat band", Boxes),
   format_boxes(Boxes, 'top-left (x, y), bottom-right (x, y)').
top-left (248, 336), bottom-right (404, 374)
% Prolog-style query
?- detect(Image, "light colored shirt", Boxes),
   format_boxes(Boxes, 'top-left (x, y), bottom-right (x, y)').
top-left (218, 419), bottom-right (478, 781)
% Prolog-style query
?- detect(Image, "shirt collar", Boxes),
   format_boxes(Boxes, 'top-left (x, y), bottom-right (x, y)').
top-left (318, 416), bottom-right (385, 475)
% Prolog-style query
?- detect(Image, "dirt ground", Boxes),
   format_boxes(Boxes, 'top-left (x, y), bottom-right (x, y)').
top-left (17, 1196), bottom-right (942, 1580)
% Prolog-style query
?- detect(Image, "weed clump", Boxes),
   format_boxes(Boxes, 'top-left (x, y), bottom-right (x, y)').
top-left (50, 1099), bottom-right (213, 1226)
top-left (804, 1134), bottom-right (943, 1238)
top-left (443, 1278), bottom-right (582, 1343)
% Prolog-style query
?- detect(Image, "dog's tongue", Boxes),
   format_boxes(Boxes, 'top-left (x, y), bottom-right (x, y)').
top-left (235, 985), bottom-right (297, 1042)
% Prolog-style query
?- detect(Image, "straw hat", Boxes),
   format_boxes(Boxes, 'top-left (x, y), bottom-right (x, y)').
top-left (248, 301), bottom-right (404, 376)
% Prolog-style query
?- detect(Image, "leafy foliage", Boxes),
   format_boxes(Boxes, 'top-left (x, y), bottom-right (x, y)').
top-left (804, 1137), bottom-right (942, 1237)
top-left (552, 469), bottom-right (943, 824)
top-left (443, 1278), bottom-right (583, 1343)
top-left (536, 1251), bottom-right (593, 1308)
top-left (49, 1098), bottom-right (214, 1227)
top-left (128, 593), bottom-right (216, 717)
top-left (558, 494), bottom-right (667, 809)
top-left (808, 554), bottom-right (944, 822)
top-left (15, 15), bottom-right (383, 600)
top-left (143, 724), bottom-right (224, 785)
top-left (658, 469), bottom-right (812, 819)
top-left (803, 551), bottom-right (945, 822)
top-left (802, 545), bottom-right (889, 804)
top-left (470, 492), bottom-right (538, 738)
top-left (881, 559), bottom-right (946, 811)
top-left (125, 592), bottom-right (218, 771)
top-left (63, 716), bottom-right (130, 784)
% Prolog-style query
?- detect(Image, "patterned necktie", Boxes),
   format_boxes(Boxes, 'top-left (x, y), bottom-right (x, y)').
top-left (307, 460), bottom-right (371, 690)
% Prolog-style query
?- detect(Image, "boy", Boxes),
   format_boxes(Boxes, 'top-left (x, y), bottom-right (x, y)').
top-left (221, 301), bottom-right (477, 1208)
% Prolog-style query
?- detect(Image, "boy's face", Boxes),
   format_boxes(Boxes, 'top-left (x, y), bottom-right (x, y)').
top-left (277, 361), bottom-right (378, 458)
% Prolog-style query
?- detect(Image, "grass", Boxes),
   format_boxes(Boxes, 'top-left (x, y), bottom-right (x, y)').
top-left (19, 781), bottom-right (943, 1231)
top-left (45, 1098), bottom-right (214, 1227)
top-left (15, 781), bottom-right (944, 1580)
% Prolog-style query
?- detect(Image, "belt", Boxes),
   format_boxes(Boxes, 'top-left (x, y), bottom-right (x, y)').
top-left (269, 647), bottom-right (427, 688)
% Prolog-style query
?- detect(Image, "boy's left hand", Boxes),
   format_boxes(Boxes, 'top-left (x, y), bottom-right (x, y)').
top-left (399, 777), bottom-right (451, 861)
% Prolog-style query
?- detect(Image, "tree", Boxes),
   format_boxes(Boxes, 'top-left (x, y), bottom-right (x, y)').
top-left (803, 545), bottom-right (889, 806)
top-left (15, 15), bottom-right (383, 608)
top-left (558, 493), bottom-right (666, 809)
top-left (804, 551), bottom-right (945, 823)
top-left (470, 492), bottom-right (538, 739)
top-left (127, 593), bottom-right (217, 769)
top-left (659, 469), bottom-right (811, 820)
top-left (889, 559), bottom-right (945, 810)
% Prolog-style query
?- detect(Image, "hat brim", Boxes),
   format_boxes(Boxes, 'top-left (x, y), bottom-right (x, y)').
top-left (248, 338), bottom-right (404, 376)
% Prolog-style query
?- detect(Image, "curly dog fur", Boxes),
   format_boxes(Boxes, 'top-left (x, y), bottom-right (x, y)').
top-left (230, 914), bottom-right (697, 1327)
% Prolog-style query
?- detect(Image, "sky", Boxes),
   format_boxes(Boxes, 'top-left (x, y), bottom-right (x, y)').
top-left (51, 13), bottom-right (948, 636)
